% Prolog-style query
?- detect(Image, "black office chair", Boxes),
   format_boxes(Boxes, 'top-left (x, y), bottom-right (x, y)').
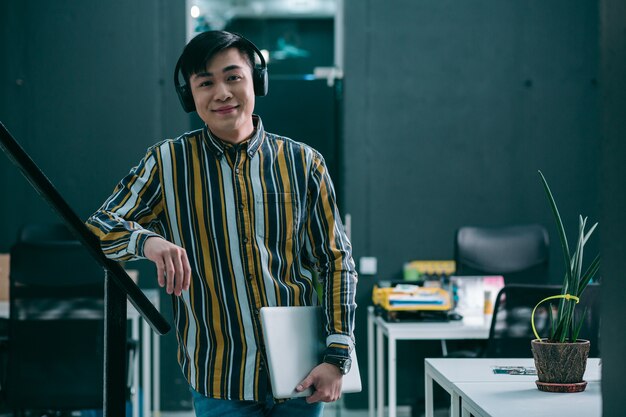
top-left (17, 222), bottom-right (76, 242)
top-left (454, 224), bottom-right (550, 284)
top-left (1, 223), bottom-right (137, 417)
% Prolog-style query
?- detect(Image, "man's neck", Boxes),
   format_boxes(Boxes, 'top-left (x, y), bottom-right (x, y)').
top-left (213, 132), bottom-right (251, 145)
top-left (209, 121), bottom-right (256, 145)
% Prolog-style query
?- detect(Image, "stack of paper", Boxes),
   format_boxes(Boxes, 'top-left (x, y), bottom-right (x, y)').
top-left (388, 286), bottom-right (446, 306)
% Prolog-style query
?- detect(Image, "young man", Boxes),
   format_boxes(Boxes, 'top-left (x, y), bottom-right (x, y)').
top-left (87, 31), bottom-right (357, 416)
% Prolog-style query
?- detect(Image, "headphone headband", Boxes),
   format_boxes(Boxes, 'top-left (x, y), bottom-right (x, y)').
top-left (174, 32), bottom-right (268, 113)
top-left (239, 34), bottom-right (267, 70)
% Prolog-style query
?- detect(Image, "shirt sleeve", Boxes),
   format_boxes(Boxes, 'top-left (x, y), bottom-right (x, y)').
top-left (86, 146), bottom-right (164, 261)
top-left (304, 152), bottom-right (358, 358)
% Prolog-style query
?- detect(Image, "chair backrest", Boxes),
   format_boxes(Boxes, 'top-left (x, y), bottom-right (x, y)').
top-left (455, 224), bottom-right (550, 284)
top-left (6, 224), bottom-right (106, 411)
top-left (17, 222), bottom-right (76, 244)
top-left (485, 283), bottom-right (601, 358)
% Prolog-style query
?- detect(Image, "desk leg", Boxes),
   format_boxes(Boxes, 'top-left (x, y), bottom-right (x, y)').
top-left (440, 339), bottom-right (448, 357)
top-left (388, 336), bottom-right (397, 417)
top-left (425, 371), bottom-right (434, 417)
top-left (368, 311), bottom-right (375, 417)
top-left (142, 317), bottom-right (151, 417)
top-left (376, 325), bottom-right (384, 417)
top-left (451, 391), bottom-right (460, 417)
top-left (460, 398), bottom-right (484, 417)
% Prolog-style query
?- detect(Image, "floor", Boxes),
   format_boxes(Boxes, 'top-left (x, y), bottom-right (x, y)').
top-left (0, 407), bottom-right (453, 417)
top-left (159, 406), bottom-right (377, 417)
top-left (0, 402), bottom-right (452, 417)
top-left (158, 403), bottom-right (449, 417)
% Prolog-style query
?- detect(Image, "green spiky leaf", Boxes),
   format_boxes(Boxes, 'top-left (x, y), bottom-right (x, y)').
top-left (536, 171), bottom-right (599, 343)
top-left (538, 171), bottom-right (574, 294)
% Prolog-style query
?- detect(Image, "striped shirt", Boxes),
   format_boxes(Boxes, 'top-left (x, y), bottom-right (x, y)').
top-left (86, 116), bottom-right (357, 401)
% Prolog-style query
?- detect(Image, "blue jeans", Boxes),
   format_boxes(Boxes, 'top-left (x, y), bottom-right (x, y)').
top-left (190, 388), bottom-right (324, 417)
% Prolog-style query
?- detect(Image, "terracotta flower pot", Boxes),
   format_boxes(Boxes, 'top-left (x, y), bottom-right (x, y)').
top-left (531, 339), bottom-right (590, 392)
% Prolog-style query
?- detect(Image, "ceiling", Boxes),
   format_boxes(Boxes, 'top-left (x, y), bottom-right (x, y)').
top-left (190, 0), bottom-right (337, 30)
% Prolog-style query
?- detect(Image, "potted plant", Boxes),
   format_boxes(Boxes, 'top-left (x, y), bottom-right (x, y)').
top-left (530, 171), bottom-right (601, 393)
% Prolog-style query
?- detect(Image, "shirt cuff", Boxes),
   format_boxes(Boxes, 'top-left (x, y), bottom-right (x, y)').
top-left (324, 334), bottom-right (354, 358)
top-left (130, 230), bottom-right (161, 258)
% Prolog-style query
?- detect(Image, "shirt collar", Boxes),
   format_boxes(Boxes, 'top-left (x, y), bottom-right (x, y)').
top-left (202, 115), bottom-right (265, 159)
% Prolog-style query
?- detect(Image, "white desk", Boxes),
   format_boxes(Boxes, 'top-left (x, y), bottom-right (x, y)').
top-left (457, 381), bottom-right (601, 417)
top-left (425, 358), bottom-right (602, 417)
top-left (367, 306), bottom-right (491, 417)
top-left (0, 288), bottom-right (162, 417)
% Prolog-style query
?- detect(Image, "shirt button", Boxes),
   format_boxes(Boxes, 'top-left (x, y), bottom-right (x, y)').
top-left (239, 203), bottom-right (245, 209)
top-left (254, 309), bottom-right (260, 316)
top-left (247, 274), bottom-right (254, 281)
top-left (235, 168), bottom-right (240, 174)
top-left (243, 237), bottom-right (248, 243)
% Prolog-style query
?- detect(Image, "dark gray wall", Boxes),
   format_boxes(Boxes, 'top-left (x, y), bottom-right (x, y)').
top-left (343, 0), bottom-right (599, 288)
top-left (599, 0), bottom-right (626, 415)
top-left (0, 0), bottom-right (191, 410)
top-left (0, 0), bottom-right (186, 239)
top-left (343, 0), bottom-right (600, 409)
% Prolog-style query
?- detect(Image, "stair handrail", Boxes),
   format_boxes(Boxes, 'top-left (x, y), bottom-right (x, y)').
top-left (0, 121), bottom-right (170, 334)
top-left (1, 121), bottom-right (171, 417)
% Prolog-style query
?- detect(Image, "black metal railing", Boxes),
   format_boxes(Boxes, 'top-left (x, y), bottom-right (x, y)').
top-left (0, 121), bottom-right (171, 417)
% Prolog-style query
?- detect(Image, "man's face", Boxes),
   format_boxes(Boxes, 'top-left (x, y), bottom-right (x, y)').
top-left (189, 48), bottom-right (256, 144)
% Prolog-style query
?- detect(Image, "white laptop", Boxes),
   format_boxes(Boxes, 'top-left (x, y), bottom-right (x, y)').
top-left (260, 306), bottom-right (362, 399)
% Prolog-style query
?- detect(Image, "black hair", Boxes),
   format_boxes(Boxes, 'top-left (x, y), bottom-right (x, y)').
top-left (178, 31), bottom-right (256, 84)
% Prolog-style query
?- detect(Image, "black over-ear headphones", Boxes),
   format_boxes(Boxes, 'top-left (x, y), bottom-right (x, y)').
top-left (174, 33), bottom-right (268, 113)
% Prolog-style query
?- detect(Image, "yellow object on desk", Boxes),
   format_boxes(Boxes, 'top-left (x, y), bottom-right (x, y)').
top-left (372, 284), bottom-right (452, 312)
top-left (403, 260), bottom-right (456, 281)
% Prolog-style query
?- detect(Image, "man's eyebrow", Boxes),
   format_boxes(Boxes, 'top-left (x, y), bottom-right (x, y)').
top-left (222, 64), bottom-right (243, 72)
top-left (193, 65), bottom-right (244, 79)
top-left (193, 71), bottom-right (212, 79)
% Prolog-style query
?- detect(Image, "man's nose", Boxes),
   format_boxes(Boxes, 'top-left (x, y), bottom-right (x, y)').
top-left (214, 82), bottom-right (232, 101)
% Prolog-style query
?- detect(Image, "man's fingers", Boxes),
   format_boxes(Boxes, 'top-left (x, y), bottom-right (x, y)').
top-left (182, 251), bottom-right (192, 291)
top-left (164, 256), bottom-right (176, 294)
top-left (144, 237), bottom-right (190, 296)
top-left (301, 363), bottom-right (343, 403)
top-left (172, 249), bottom-right (184, 296)
top-left (156, 259), bottom-right (166, 288)
top-left (306, 388), bottom-right (340, 404)
top-left (306, 391), bottom-right (323, 404)
top-left (296, 375), bottom-right (313, 392)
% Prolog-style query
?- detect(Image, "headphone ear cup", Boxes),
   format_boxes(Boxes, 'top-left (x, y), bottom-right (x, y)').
top-left (176, 84), bottom-right (196, 113)
top-left (253, 67), bottom-right (268, 96)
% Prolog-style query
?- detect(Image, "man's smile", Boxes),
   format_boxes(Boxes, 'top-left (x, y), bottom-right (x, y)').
top-left (212, 105), bottom-right (238, 115)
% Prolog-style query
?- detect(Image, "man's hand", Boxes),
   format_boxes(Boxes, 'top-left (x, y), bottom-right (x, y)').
top-left (144, 236), bottom-right (191, 296)
top-left (295, 362), bottom-right (343, 403)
